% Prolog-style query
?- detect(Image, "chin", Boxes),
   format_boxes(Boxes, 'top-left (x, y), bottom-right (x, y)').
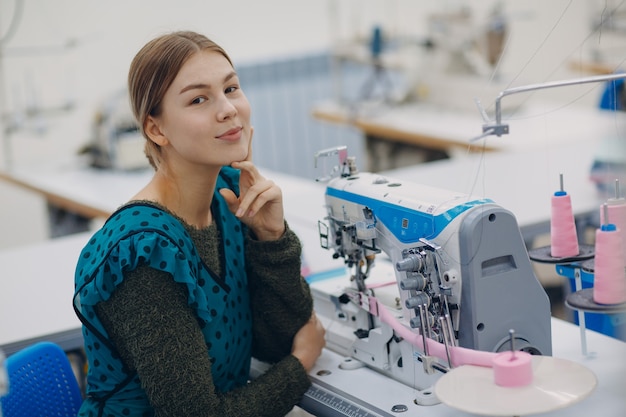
top-left (224, 143), bottom-right (249, 164)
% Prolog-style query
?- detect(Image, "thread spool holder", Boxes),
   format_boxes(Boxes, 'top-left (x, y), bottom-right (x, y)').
top-left (552, 261), bottom-right (626, 358)
top-left (527, 245), bottom-right (594, 264)
top-left (564, 204), bottom-right (626, 315)
top-left (565, 287), bottom-right (626, 314)
top-left (527, 238), bottom-right (595, 356)
top-left (560, 258), bottom-right (626, 313)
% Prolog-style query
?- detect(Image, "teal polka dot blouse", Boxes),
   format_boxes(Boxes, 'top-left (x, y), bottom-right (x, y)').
top-left (73, 167), bottom-right (251, 415)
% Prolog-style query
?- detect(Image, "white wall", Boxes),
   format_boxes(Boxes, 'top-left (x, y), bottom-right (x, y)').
top-left (2, 0), bottom-right (619, 117)
top-left (0, 0), bottom-right (623, 249)
top-left (0, 0), bottom-right (333, 116)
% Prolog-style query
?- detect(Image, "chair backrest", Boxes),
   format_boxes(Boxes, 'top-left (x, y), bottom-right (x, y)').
top-left (0, 342), bottom-right (83, 417)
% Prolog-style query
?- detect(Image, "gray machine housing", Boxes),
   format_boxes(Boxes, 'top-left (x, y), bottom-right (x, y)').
top-left (458, 205), bottom-right (552, 355)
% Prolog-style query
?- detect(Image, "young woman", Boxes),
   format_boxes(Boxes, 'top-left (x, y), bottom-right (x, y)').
top-left (73, 30), bottom-right (325, 417)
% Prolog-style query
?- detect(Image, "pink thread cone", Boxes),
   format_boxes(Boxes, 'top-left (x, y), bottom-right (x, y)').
top-left (550, 193), bottom-right (579, 258)
top-left (600, 200), bottom-right (626, 261)
top-left (593, 226), bottom-right (626, 305)
top-left (492, 351), bottom-right (533, 387)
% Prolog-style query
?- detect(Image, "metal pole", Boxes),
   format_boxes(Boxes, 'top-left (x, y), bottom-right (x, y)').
top-left (484, 72), bottom-right (626, 137)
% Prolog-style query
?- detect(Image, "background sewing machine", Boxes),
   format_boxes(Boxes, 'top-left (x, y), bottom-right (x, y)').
top-left (311, 146), bottom-right (552, 405)
top-left (77, 91), bottom-right (148, 171)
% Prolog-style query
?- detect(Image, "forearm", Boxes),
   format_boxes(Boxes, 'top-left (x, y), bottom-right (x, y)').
top-left (96, 268), bottom-right (217, 415)
top-left (246, 226), bottom-right (314, 362)
top-left (230, 355), bottom-right (311, 417)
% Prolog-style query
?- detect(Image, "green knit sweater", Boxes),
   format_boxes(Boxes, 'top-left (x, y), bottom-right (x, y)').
top-left (95, 204), bottom-right (314, 417)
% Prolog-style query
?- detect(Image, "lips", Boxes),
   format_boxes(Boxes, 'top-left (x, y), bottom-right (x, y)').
top-left (217, 127), bottom-right (242, 141)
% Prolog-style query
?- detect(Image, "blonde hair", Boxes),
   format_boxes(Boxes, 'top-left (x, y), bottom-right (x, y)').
top-left (127, 31), bottom-right (233, 169)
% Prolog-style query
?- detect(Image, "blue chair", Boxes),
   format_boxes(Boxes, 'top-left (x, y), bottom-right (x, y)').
top-left (0, 342), bottom-right (83, 417)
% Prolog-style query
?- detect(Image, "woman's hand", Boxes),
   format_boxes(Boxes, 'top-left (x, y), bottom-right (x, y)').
top-left (219, 130), bottom-right (285, 241)
top-left (291, 313), bottom-right (326, 373)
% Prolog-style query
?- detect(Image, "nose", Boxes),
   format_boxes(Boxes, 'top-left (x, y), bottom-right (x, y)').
top-left (216, 95), bottom-right (237, 121)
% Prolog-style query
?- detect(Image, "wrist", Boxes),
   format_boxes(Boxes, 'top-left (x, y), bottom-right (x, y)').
top-left (252, 222), bottom-right (286, 241)
top-left (292, 351), bottom-right (315, 373)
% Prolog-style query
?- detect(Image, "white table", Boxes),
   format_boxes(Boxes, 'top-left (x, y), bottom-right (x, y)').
top-left (0, 232), bottom-right (90, 355)
top-left (312, 99), bottom-right (626, 153)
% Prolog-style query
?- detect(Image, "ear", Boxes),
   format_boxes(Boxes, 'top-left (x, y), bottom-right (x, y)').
top-left (144, 115), bottom-right (169, 147)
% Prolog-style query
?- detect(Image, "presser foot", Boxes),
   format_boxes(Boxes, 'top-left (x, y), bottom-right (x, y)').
top-left (419, 354), bottom-right (439, 375)
top-left (413, 385), bottom-right (440, 406)
top-left (338, 357), bottom-right (366, 370)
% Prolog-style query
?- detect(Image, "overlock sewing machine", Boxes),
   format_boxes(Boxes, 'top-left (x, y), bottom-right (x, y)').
top-left (312, 146), bottom-right (552, 404)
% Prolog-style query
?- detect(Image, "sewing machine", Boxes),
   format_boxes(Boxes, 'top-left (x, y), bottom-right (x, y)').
top-left (312, 146), bottom-right (552, 404)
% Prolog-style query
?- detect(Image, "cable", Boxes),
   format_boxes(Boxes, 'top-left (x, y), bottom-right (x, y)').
top-left (0, 0), bottom-right (25, 46)
top-left (504, 1), bottom-right (626, 122)
top-left (505, 0), bottom-right (575, 92)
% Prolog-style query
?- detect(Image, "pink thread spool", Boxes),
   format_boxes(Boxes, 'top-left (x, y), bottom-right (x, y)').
top-left (593, 204), bottom-right (626, 305)
top-left (600, 180), bottom-right (626, 261)
top-left (550, 174), bottom-right (579, 258)
top-left (492, 351), bottom-right (533, 387)
top-left (492, 330), bottom-right (533, 387)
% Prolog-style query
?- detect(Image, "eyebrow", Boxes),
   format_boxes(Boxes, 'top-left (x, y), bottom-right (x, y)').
top-left (179, 71), bottom-right (238, 95)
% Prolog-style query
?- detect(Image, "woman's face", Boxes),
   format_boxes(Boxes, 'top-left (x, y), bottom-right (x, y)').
top-left (150, 50), bottom-right (251, 169)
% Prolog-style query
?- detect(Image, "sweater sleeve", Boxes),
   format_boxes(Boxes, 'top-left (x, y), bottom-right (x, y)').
top-left (246, 224), bottom-right (314, 363)
top-left (96, 266), bottom-right (311, 417)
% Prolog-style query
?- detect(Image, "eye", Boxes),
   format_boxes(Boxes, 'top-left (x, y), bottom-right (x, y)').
top-left (225, 85), bottom-right (239, 94)
top-left (191, 96), bottom-right (207, 105)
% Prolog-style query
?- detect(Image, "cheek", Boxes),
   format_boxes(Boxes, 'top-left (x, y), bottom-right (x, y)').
top-left (167, 113), bottom-right (207, 139)
top-left (161, 118), bottom-right (207, 156)
top-left (238, 96), bottom-right (252, 123)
